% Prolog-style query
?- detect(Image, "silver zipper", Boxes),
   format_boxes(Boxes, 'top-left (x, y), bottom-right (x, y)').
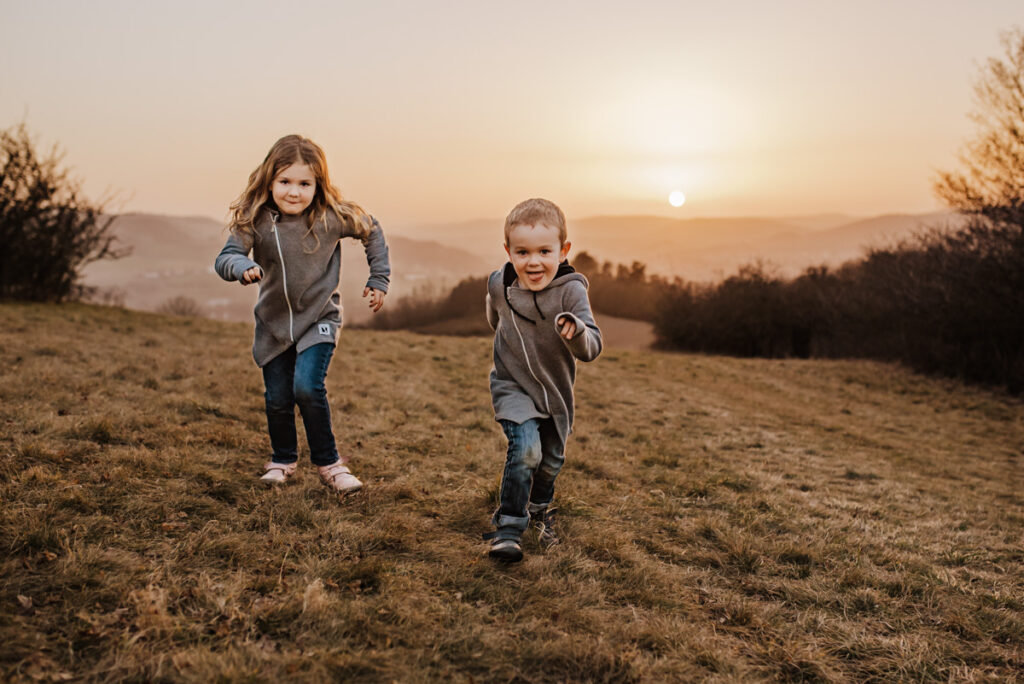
top-left (509, 287), bottom-right (551, 415)
top-left (271, 214), bottom-right (295, 342)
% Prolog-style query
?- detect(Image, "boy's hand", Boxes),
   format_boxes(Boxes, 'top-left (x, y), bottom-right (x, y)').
top-left (364, 287), bottom-right (386, 312)
top-left (241, 267), bottom-right (262, 284)
top-left (557, 315), bottom-right (577, 340)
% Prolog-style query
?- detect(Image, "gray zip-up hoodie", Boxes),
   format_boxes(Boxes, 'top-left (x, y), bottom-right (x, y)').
top-left (215, 207), bottom-right (390, 367)
top-left (486, 262), bottom-right (602, 448)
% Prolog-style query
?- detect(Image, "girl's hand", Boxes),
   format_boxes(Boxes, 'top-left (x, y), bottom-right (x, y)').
top-left (364, 287), bottom-right (386, 312)
top-left (241, 267), bottom-right (262, 284)
top-left (557, 315), bottom-right (577, 340)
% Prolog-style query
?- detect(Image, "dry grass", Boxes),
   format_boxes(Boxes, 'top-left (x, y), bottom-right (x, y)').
top-left (1, 302), bottom-right (1022, 682)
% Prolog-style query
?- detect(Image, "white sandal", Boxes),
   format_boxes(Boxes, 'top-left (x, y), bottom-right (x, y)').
top-left (260, 461), bottom-right (297, 484)
top-left (318, 462), bottom-right (363, 494)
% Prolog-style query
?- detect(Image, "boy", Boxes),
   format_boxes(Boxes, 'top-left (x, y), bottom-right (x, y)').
top-left (484, 198), bottom-right (602, 562)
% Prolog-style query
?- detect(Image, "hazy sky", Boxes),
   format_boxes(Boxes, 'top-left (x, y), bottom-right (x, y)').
top-left (2, 0), bottom-right (1022, 225)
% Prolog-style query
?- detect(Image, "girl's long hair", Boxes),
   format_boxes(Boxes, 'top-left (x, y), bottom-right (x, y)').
top-left (227, 134), bottom-right (371, 249)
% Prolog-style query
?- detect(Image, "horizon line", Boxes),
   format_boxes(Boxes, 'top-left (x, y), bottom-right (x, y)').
top-left (111, 207), bottom-right (955, 225)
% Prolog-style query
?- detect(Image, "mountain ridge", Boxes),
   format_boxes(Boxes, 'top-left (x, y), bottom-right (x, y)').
top-left (82, 210), bottom-right (961, 319)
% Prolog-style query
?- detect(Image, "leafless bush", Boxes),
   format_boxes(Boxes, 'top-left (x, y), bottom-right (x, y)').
top-left (84, 286), bottom-right (127, 308)
top-left (157, 296), bottom-right (204, 318)
top-left (652, 218), bottom-right (1024, 392)
top-left (934, 27), bottom-right (1024, 228)
top-left (363, 276), bottom-right (488, 331)
top-left (365, 252), bottom-right (680, 336)
top-left (574, 251), bottom-right (680, 321)
top-left (653, 262), bottom-right (800, 358)
top-left (0, 123), bottom-right (128, 301)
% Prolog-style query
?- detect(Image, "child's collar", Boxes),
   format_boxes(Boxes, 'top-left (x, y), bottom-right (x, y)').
top-left (265, 205), bottom-right (311, 222)
top-left (501, 260), bottom-right (576, 289)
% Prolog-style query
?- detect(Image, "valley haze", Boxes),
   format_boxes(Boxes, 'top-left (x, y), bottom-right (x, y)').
top-left (83, 210), bottom-right (956, 324)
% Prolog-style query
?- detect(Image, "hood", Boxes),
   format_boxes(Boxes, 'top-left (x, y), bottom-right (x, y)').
top-left (501, 260), bottom-right (577, 289)
top-left (501, 260), bottom-right (585, 324)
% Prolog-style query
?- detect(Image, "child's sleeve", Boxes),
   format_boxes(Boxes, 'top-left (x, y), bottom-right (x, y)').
top-left (485, 291), bottom-right (499, 331)
top-left (214, 231), bottom-right (260, 284)
top-left (555, 281), bottom-right (602, 362)
top-left (350, 215), bottom-right (391, 293)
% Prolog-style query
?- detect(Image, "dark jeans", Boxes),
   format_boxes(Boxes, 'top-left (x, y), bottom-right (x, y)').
top-left (492, 418), bottom-right (565, 539)
top-left (262, 343), bottom-right (340, 467)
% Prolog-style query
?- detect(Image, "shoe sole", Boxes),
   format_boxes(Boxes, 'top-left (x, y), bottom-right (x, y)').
top-left (322, 481), bottom-right (363, 495)
top-left (488, 545), bottom-right (523, 563)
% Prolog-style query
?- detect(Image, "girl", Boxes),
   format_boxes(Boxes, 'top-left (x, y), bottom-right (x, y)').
top-left (215, 134), bottom-right (390, 494)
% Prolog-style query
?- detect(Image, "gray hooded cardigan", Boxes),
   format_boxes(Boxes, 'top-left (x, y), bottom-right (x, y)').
top-left (215, 207), bottom-right (390, 366)
top-left (486, 262), bottom-right (602, 447)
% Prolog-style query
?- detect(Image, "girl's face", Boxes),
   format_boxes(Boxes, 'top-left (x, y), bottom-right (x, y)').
top-left (271, 162), bottom-right (316, 215)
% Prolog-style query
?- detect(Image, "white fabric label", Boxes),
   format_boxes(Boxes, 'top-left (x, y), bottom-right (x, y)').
top-left (318, 323), bottom-right (331, 335)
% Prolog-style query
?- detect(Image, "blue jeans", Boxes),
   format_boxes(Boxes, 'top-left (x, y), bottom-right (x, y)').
top-left (262, 343), bottom-right (340, 467)
top-left (492, 418), bottom-right (565, 540)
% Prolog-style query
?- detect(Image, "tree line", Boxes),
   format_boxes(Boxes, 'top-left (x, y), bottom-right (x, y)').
top-left (363, 209), bottom-right (1022, 393)
top-left (360, 251), bottom-right (680, 335)
top-left (653, 218), bottom-right (1024, 392)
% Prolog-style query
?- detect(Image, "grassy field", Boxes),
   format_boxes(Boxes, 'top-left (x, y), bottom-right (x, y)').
top-left (1, 302), bottom-right (1022, 682)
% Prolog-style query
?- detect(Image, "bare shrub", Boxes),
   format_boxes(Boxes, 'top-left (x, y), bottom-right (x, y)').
top-left (0, 123), bottom-right (128, 301)
top-left (363, 276), bottom-right (488, 332)
top-left (654, 262), bottom-right (798, 358)
top-left (158, 296), bottom-right (204, 318)
top-left (934, 27), bottom-right (1024, 228)
top-left (652, 220), bottom-right (1024, 392)
top-left (84, 286), bottom-right (127, 308)
top-left (574, 251), bottom-right (680, 322)
top-left (366, 252), bottom-right (678, 336)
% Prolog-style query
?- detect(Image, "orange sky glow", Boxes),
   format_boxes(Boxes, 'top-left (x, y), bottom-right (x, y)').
top-left (3, 1), bottom-right (1023, 226)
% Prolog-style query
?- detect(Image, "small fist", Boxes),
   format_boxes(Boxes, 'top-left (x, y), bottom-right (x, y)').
top-left (242, 267), bottom-right (262, 284)
top-left (557, 316), bottom-right (577, 340)
top-left (363, 287), bottom-right (386, 312)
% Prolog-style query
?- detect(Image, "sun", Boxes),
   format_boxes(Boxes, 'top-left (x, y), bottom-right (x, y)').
top-left (669, 190), bottom-right (686, 207)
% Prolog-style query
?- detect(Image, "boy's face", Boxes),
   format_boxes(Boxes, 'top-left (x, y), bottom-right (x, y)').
top-left (505, 222), bottom-right (571, 291)
top-left (272, 162), bottom-right (316, 215)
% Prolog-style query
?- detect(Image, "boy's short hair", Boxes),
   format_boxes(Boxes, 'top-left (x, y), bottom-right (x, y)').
top-left (504, 198), bottom-right (567, 245)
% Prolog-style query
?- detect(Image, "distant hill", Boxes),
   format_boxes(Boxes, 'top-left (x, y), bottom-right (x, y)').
top-left (672, 212), bottom-right (967, 279)
top-left (811, 212), bottom-right (965, 246)
top-left (82, 213), bottom-right (491, 324)
top-left (392, 211), bottom-right (960, 281)
top-left (82, 210), bottom-right (964, 321)
top-left (774, 213), bottom-right (861, 231)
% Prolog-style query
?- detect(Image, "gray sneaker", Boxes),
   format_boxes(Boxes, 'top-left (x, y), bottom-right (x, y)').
top-left (488, 538), bottom-right (524, 563)
top-left (530, 507), bottom-right (559, 547)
